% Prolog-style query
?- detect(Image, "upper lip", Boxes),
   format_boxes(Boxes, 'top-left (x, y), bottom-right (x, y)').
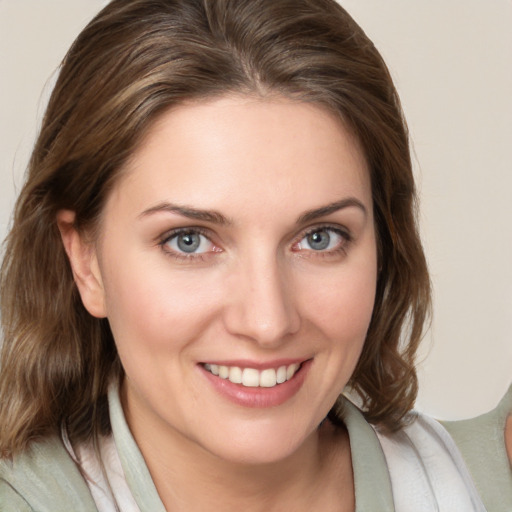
top-left (199, 358), bottom-right (311, 370)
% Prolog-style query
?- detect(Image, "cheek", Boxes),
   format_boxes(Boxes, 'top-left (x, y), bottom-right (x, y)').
top-left (299, 259), bottom-right (377, 343)
top-left (100, 252), bottom-right (225, 353)
top-left (292, 258), bottom-right (377, 413)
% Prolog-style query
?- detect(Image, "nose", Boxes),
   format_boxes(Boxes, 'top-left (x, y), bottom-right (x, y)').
top-left (223, 254), bottom-right (301, 347)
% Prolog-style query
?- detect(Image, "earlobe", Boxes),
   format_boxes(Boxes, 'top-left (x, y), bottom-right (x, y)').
top-left (56, 210), bottom-right (107, 318)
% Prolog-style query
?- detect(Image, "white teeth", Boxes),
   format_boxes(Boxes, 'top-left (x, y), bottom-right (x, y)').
top-left (242, 368), bottom-right (260, 387)
top-left (229, 366), bottom-right (242, 384)
top-left (204, 362), bottom-right (301, 388)
top-left (286, 363), bottom-right (299, 380)
top-left (260, 368), bottom-right (277, 388)
top-left (276, 365), bottom-right (287, 384)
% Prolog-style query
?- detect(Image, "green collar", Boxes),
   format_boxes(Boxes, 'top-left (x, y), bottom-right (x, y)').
top-left (108, 385), bottom-right (395, 511)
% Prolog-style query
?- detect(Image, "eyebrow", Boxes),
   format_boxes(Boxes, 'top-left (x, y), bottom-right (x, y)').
top-left (139, 197), bottom-right (367, 226)
top-left (296, 198), bottom-right (367, 224)
top-left (139, 202), bottom-right (231, 225)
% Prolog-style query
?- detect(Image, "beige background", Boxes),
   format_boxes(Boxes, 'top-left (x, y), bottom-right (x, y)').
top-left (1, 0), bottom-right (511, 419)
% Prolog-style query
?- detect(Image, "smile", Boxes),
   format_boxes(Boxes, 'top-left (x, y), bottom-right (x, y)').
top-left (203, 363), bottom-right (301, 388)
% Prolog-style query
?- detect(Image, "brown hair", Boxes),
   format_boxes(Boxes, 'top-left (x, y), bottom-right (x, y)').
top-left (0, 0), bottom-right (430, 456)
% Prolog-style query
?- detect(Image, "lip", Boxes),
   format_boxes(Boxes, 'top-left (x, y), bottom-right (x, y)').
top-left (199, 358), bottom-right (313, 408)
top-left (200, 358), bottom-right (307, 371)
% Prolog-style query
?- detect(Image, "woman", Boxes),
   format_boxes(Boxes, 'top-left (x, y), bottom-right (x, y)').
top-left (0, 0), bottom-right (507, 510)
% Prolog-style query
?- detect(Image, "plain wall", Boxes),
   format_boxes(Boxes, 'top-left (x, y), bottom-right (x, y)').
top-left (1, 0), bottom-right (511, 420)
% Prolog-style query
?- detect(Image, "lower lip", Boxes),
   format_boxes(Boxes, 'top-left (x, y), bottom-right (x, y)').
top-left (200, 360), bottom-right (312, 408)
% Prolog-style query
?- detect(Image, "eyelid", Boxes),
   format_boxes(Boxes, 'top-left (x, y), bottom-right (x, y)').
top-left (298, 223), bottom-right (352, 242)
top-left (156, 223), bottom-right (352, 260)
top-left (158, 226), bottom-right (210, 244)
top-left (292, 223), bottom-right (352, 254)
top-left (158, 226), bottom-right (220, 259)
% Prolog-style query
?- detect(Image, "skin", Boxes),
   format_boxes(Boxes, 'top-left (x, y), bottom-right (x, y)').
top-left (59, 95), bottom-right (378, 511)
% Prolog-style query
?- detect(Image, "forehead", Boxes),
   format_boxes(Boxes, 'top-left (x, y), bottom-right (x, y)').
top-left (108, 95), bottom-right (371, 219)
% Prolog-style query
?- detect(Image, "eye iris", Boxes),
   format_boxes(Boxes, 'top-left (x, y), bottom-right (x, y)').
top-left (307, 230), bottom-right (330, 250)
top-left (177, 233), bottom-right (201, 253)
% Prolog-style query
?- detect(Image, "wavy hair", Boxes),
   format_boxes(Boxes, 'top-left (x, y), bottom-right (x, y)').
top-left (0, 0), bottom-right (430, 456)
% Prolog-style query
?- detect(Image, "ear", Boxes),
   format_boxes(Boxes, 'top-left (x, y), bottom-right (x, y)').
top-left (57, 210), bottom-right (107, 318)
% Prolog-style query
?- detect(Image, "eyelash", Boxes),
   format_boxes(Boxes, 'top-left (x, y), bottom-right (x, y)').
top-left (292, 225), bottom-right (352, 258)
top-left (158, 224), bottom-right (352, 261)
top-left (158, 227), bottom-right (216, 262)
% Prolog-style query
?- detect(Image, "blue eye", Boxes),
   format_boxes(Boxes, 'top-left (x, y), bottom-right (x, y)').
top-left (164, 230), bottom-right (214, 254)
top-left (306, 230), bottom-right (331, 250)
top-left (296, 227), bottom-right (348, 252)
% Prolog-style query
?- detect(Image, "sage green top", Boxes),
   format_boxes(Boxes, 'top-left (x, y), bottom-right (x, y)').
top-left (0, 384), bottom-right (510, 511)
top-left (443, 383), bottom-right (512, 512)
top-left (0, 393), bottom-right (395, 511)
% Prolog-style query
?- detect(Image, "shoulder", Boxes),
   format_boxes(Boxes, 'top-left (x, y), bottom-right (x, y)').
top-left (339, 397), bottom-right (485, 511)
top-left (442, 383), bottom-right (512, 512)
top-left (0, 480), bottom-right (33, 512)
top-left (0, 435), bottom-right (98, 512)
top-left (374, 411), bottom-right (487, 511)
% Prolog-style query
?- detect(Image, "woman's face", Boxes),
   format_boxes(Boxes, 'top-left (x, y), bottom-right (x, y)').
top-left (85, 95), bottom-right (377, 464)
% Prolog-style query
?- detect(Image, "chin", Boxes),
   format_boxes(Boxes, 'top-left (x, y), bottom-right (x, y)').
top-left (196, 414), bottom-right (322, 467)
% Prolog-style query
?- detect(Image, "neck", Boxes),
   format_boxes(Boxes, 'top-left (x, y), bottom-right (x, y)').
top-left (123, 393), bottom-right (353, 511)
